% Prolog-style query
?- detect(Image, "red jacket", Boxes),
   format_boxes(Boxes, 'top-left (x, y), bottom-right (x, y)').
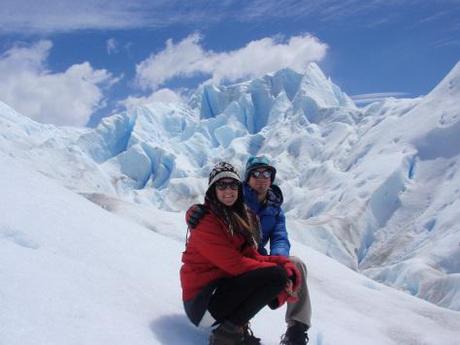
top-left (180, 210), bottom-right (290, 301)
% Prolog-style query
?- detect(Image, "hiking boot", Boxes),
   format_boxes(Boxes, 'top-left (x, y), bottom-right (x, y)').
top-left (280, 321), bottom-right (309, 345)
top-left (209, 321), bottom-right (244, 345)
top-left (242, 323), bottom-right (261, 344)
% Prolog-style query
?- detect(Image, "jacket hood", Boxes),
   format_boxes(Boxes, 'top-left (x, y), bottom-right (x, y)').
top-left (266, 184), bottom-right (283, 207)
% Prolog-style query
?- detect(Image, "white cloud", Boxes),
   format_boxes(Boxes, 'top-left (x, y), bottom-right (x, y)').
top-left (351, 92), bottom-right (410, 105)
top-left (121, 88), bottom-right (184, 110)
top-left (0, 0), bottom-right (213, 34)
top-left (1, 0), bottom-right (458, 35)
top-left (0, 41), bottom-right (117, 126)
top-left (106, 38), bottom-right (119, 55)
top-left (135, 33), bottom-right (328, 90)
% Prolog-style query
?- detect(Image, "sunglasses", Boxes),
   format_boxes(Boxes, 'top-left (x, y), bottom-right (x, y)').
top-left (250, 170), bottom-right (272, 179)
top-left (215, 180), bottom-right (240, 191)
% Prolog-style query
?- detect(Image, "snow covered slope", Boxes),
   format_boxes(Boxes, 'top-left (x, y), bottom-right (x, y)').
top-left (1, 151), bottom-right (460, 345)
top-left (1, 62), bottom-right (459, 312)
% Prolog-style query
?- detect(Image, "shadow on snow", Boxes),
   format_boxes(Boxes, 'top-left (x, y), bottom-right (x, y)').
top-left (150, 314), bottom-right (209, 344)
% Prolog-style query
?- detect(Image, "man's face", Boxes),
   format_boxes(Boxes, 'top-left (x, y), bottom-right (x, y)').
top-left (248, 168), bottom-right (272, 195)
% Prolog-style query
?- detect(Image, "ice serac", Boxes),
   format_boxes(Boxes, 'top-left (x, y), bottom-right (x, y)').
top-left (78, 112), bottom-right (136, 163)
top-left (193, 65), bottom-right (356, 134)
top-left (109, 144), bottom-right (152, 189)
top-left (267, 68), bottom-right (303, 101)
top-left (142, 144), bottom-right (175, 189)
top-left (98, 103), bottom-right (203, 193)
top-left (200, 84), bottom-right (232, 119)
top-left (293, 63), bottom-right (356, 123)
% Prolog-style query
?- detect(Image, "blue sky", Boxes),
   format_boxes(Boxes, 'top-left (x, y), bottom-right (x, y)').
top-left (0, 0), bottom-right (459, 126)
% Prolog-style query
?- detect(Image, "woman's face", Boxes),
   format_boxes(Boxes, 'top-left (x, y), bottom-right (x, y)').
top-left (215, 178), bottom-right (239, 206)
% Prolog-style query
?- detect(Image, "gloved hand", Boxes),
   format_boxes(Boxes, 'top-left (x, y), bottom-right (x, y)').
top-left (266, 255), bottom-right (291, 265)
top-left (268, 289), bottom-right (299, 309)
top-left (185, 204), bottom-right (207, 228)
top-left (283, 261), bottom-right (302, 293)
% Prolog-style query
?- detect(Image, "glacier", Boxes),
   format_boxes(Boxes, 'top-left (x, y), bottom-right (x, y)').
top-left (1, 151), bottom-right (460, 345)
top-left (1, 61), bottom-right (460, 317)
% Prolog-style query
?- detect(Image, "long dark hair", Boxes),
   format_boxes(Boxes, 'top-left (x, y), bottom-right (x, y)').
top-left (205, 183), bottom-right (260, 247)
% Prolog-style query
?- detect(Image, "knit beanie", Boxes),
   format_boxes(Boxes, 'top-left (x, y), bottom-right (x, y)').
top-left (244, 156), bottom-right (276, 182)
top-left (208, 161), bottom-right (241, 188)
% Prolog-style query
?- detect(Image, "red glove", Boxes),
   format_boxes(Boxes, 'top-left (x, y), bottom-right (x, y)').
top-left (268, 290), bottom-right (299, 309)
top-left (283, 261), bottom-right (302, 293)
top-left (266, 255), bottom-right (291, 265)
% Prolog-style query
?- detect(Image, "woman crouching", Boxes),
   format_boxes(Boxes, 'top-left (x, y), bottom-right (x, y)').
top-left (180, 162), bottom-right (301, 345)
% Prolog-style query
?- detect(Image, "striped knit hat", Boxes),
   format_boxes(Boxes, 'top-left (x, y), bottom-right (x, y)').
top-left (208, 161), bottom-right (240, 188)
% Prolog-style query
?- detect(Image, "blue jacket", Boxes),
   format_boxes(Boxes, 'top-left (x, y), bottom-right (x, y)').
top-left (243, 182), bottom-right (291, 257)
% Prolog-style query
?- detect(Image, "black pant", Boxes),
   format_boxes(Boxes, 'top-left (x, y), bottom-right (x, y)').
top-left (208, 266), bottom-right (288, 326)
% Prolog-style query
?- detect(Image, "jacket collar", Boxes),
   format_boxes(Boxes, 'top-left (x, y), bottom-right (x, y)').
top-left (243, 182), bottom-right (283, 208)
